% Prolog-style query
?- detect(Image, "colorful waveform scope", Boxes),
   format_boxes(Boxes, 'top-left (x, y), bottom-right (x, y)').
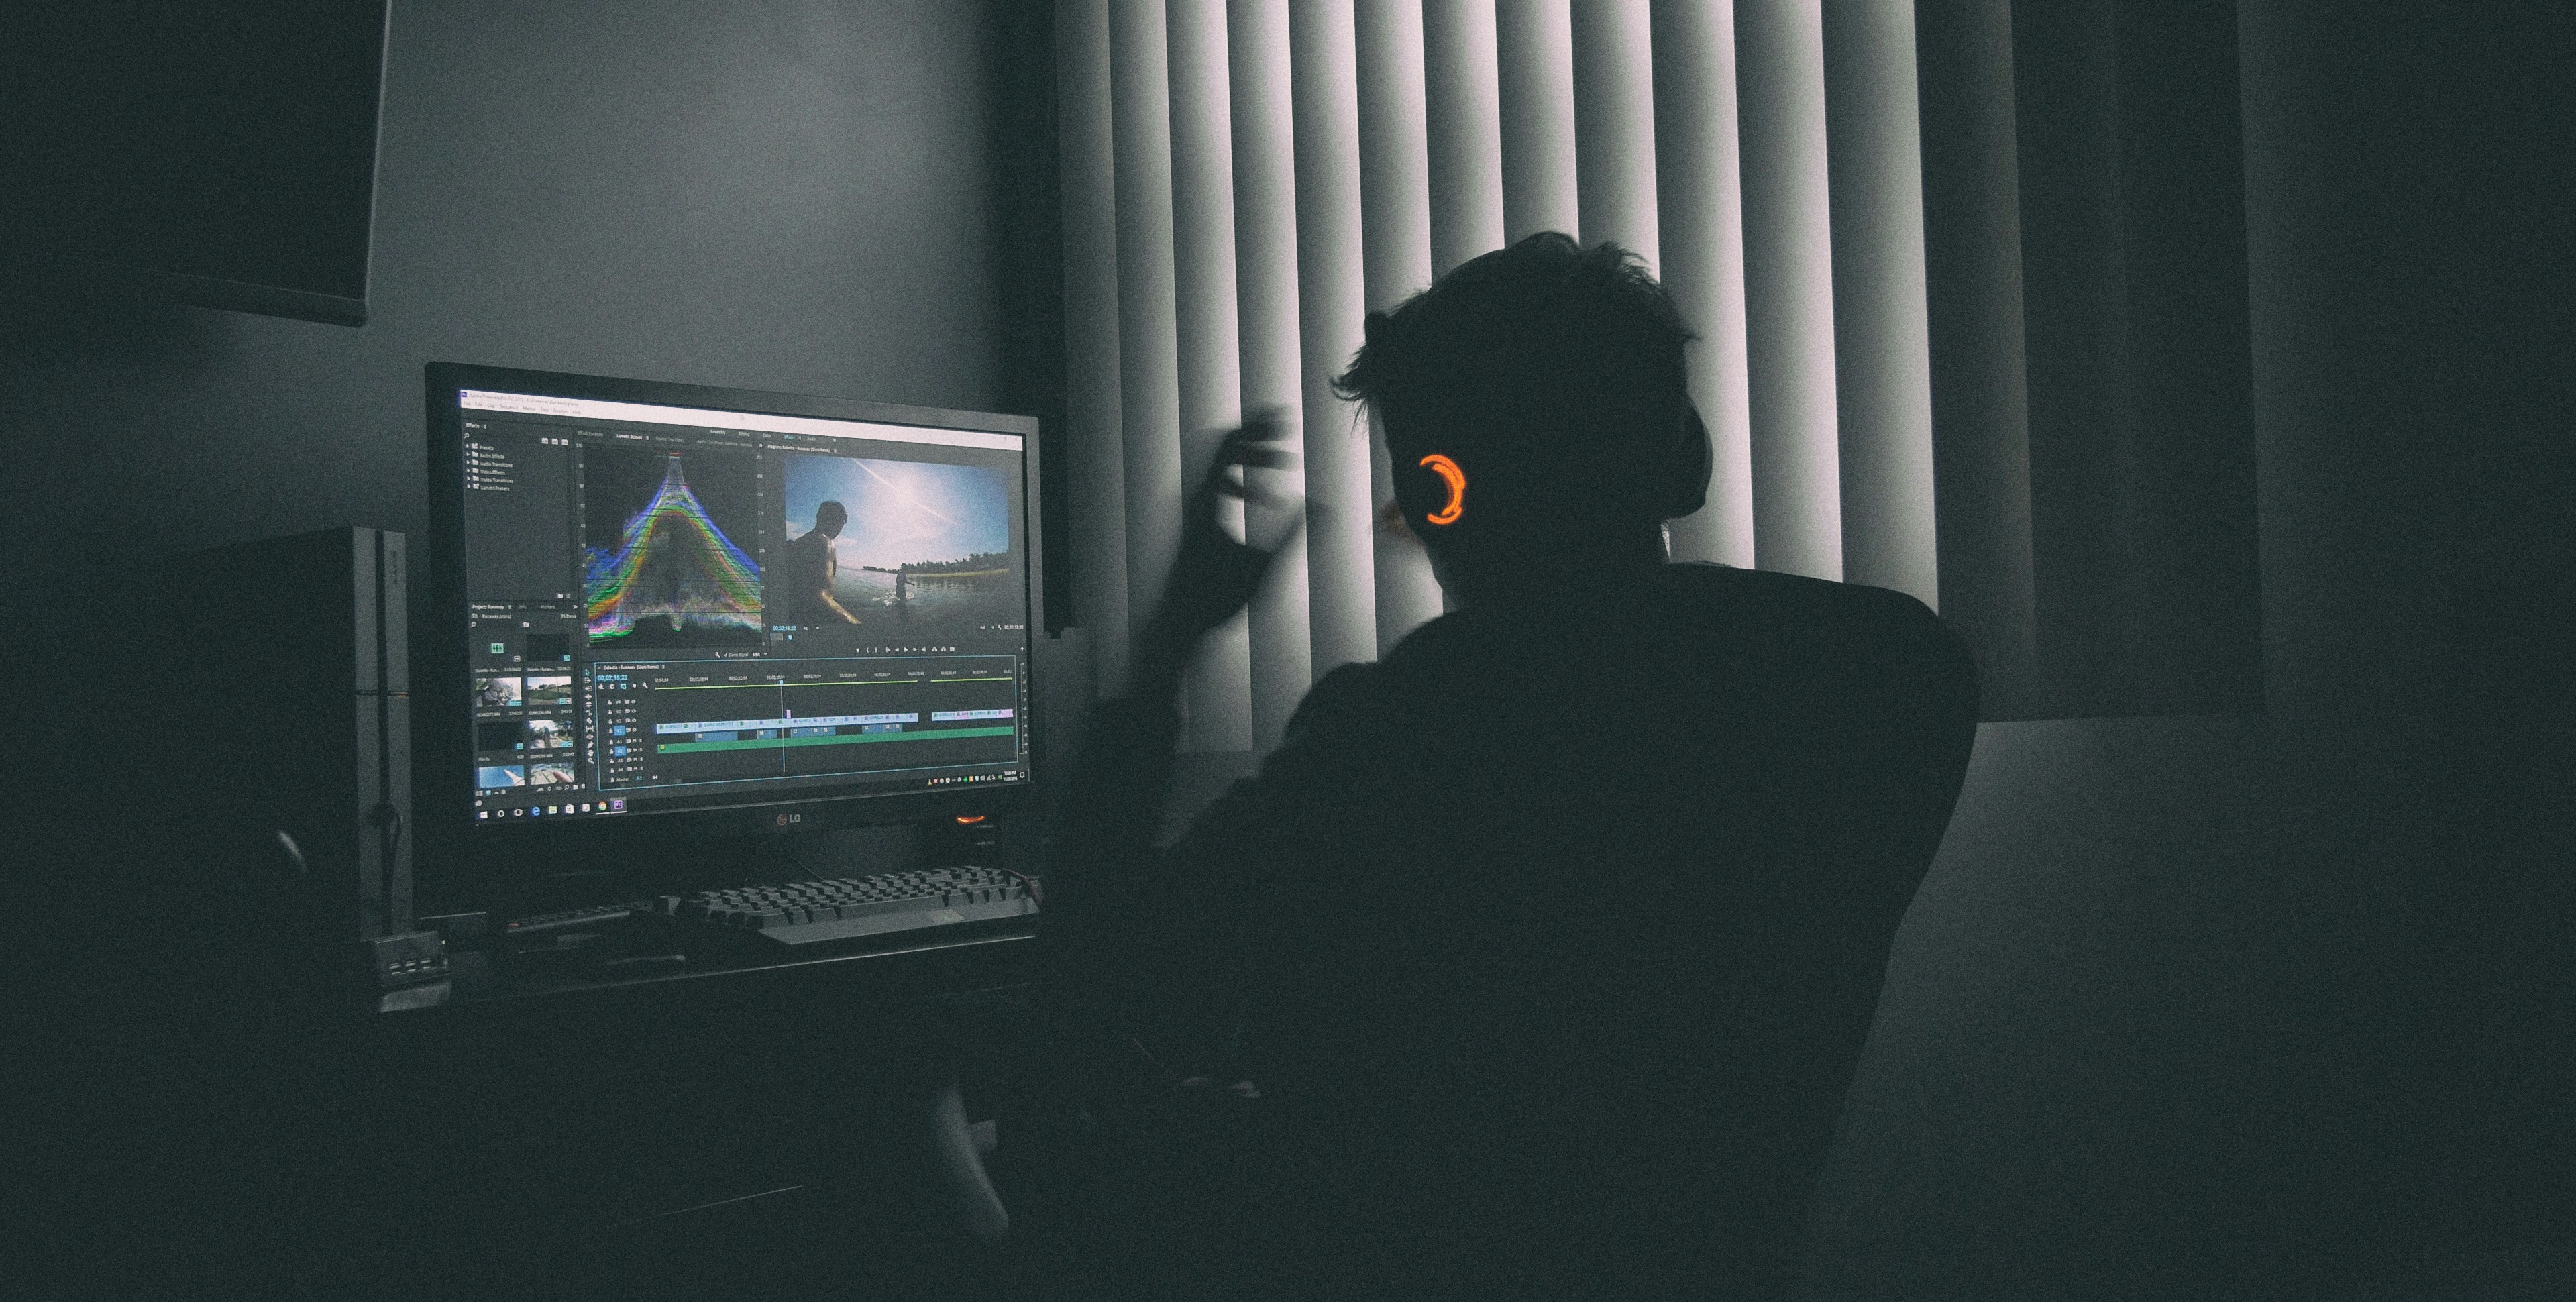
top-left (584, 455), bottom-right (763, 640)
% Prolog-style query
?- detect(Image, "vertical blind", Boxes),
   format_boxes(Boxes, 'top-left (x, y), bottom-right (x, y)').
top-left (1060, 0), bottom-right (1941, 751)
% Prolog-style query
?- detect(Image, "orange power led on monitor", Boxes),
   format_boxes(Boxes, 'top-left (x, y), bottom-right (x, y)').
top-left (1419, 453), bottom-right (1466, 525)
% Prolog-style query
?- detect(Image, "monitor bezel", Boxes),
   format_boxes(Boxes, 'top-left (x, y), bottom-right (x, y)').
top-left (419, 362), bottom-right (1046, 906)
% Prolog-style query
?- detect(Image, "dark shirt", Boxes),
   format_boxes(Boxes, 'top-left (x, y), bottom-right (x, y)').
top-left (1044, 562), bottom-right (1978, 1297)
top-left (775, 529), bottom-right (837, 626)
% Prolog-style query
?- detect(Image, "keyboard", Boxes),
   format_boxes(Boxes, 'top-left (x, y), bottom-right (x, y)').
top-left (650, 865), bottom-right (1038, 948)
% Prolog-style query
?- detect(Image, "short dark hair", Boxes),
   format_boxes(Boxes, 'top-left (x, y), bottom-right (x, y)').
top-left (1334, 232), bottom-right (1701, 533)
top-left (815, 500), bottom-right (848, 531)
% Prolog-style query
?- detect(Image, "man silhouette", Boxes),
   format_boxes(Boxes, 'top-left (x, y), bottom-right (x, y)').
top-left (1012, 233), bottom-right (1978, 1299)
top-left (777, 500), bottom-right (857, 627)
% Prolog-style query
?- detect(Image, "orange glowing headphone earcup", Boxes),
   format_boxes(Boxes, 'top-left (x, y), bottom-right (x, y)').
top-left (1417, 453), bottom-right (1466, 525)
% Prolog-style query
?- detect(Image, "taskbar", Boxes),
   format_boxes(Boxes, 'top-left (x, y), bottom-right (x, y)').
top-left (474, 764), bottom-right (1027, 822)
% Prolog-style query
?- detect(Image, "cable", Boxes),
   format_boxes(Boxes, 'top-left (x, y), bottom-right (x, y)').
top-left (273, 829), bottom-right (309, 878)
top-left (775, 851), bottom-right (833, 885)
top-left (994, 863), bottom-right (1043, 906)
top-left (379, 802), bottom-right (406, 869)
top-left (1128, 1036), bottom-right (1172, 1077)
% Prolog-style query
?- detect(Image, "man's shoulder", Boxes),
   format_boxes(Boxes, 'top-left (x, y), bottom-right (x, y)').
top-left (1374, 563), bottom-right (1969, 713)
top-left (1381, 563), bottom-right (1953, 651)
top-left (1275, 659), bottom-right (1393, 745)
top-left (1654, 564), bottom-right (1971, 692)
top-left (1643, 560), bottom-right (1953, 647)
top-left (1656, 560), bottom-right (1932, 621)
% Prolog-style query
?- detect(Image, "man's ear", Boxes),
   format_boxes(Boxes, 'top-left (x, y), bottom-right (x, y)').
top-left (1662, 404), bottom-right (1712, 519)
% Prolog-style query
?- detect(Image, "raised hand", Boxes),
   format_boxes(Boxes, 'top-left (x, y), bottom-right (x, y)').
top-left (1135, 411), bottom-right (1302, 693)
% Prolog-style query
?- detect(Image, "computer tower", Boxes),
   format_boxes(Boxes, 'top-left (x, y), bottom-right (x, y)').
top-left (178, 527), bottom-right (412, 940)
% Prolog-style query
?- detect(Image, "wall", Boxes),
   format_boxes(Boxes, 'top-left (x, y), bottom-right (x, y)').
top-left (1, 1), bottom-right (1043, 871)
top-left (1805, 1), bottom-right (2571, 1296)
top-left (5, 0), bottom-right (1019, 559)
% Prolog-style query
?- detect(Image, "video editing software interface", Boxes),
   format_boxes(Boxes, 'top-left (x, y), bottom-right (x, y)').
top-left (452, 388), bottom-right (1032, 825)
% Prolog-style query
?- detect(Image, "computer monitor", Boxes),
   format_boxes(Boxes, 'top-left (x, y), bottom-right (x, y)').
top-left (420, 363), bottom-right (1042, 909)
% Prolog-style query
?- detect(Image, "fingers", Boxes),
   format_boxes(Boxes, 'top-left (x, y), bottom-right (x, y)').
top-left (1212, 463), bottom-right (1295, 501)
top-left (1213, 411), bottom-right (1299, 467)
top-left (1224, 470), bottom-right (1301, 518)
top-left (1180, 413), bottom-right (1305, 557)
top-left (1236, 404), bottom-right (1290, 441)
top-left (1215, 437), bottom-right (1297, 477)
top-left (1199, 415), bottom-right (1301, 509)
